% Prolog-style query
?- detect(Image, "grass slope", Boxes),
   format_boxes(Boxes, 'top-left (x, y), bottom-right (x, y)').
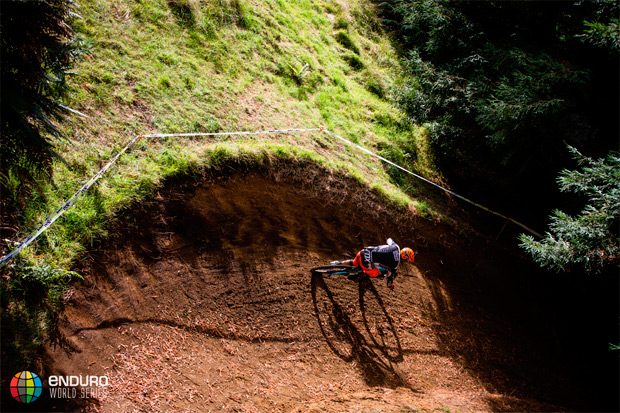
top-left (0, 0), bottom-right (452, 378)
top-left (9, 0), bottom-right (444, 270)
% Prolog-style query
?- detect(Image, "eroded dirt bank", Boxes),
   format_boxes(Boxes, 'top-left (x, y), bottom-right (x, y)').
top-left (19, 164), bottom-right (613, 412)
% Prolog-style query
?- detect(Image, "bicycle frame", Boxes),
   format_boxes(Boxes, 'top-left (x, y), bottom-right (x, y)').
top-left (310, 265), bottom-right (389, 278)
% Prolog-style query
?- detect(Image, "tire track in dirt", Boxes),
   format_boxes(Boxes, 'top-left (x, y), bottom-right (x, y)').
top-left (36, 165), bottom-right (581, 412)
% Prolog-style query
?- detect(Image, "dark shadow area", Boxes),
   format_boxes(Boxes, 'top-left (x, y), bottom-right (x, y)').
top-left (168, 0), bottom-right (196, 28)
top-left (358, 277), bottom-right (403, 363)
top-left (414, 237), bottom-right (620, 412)
top-left (71, 317), bottom-right (301, 344)
top-left (310, 270), bottom-right (413, 389)
top-left (373, 0), bottom-right (619, 238)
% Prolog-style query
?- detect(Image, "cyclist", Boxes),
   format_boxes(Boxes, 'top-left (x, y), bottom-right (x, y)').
top-left (331, 238), bottom-right (415, 290)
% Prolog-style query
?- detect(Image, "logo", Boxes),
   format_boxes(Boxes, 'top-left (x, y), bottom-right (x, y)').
top-left (10, 371), bottom-right (42, 403)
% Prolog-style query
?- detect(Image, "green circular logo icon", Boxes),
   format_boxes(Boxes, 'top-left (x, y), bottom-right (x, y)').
top-left (10, 371), bottom-right (42, 403)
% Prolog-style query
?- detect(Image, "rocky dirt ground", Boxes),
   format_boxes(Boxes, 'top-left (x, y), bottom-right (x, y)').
top-left (15, 165), bottom-right (611, 412)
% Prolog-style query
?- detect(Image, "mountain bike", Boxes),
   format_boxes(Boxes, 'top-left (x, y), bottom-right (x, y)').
top-left (311, 264), bottom-right (397, 290)
top-left (310, 264), bottom-right (389, 281)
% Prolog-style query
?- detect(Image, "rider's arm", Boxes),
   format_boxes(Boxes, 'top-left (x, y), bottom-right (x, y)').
top-left (386, 267), bottom-right (397, 289)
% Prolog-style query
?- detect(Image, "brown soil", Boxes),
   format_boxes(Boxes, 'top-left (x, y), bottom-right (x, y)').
top-left (18, 163), bottom-right (613, 412)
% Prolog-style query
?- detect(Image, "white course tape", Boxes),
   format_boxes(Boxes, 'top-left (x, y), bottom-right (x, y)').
top-left (0, 134), bottom-right (143, 267)
top-left (141, 128), bottom-right (321, 138)
top-left (1, 125), bottom-right (541, 268)
top-left (0, 128), bottom-right (320, 267)
top-left (321, 128), bottom-right (543, 238)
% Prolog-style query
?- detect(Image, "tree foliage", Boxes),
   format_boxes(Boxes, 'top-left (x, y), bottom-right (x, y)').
top-left (519, 148), bottom-right (619, 274)
top-left (578, 0), bottom-right (620, 51)
top-left (380, 0), bottom-right (619, 205)
top-left (0, 0), bottom-right (85, 203)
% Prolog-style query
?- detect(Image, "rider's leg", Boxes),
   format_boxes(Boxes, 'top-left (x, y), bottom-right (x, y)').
top-left (347, 253), bottom-right (365, 280)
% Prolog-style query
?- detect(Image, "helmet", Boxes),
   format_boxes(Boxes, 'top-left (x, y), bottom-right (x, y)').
top-left (401, 247), bottom-right (415, 263)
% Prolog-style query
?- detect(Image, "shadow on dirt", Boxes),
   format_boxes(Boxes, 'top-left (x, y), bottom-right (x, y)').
top-left (310, 271), bottom-right (418, 391)
top-left (24, 165), bottom-right (617, 412)
top-left (416, 240), bottom-right (620, 412)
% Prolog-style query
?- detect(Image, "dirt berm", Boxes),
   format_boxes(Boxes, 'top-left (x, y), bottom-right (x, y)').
top-left (17, 162), bottom-right (616, 412)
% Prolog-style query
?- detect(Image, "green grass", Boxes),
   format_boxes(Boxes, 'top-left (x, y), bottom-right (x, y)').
top-left (6, 0), bottom-right (451, 271)
top-left (1, 0), bottom-right (465, 379)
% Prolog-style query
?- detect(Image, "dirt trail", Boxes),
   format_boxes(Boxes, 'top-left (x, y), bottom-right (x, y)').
top-left (30, 165), bottom-right (593, 412)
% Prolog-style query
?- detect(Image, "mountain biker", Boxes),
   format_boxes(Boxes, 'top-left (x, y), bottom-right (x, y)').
top-left (331, 238), bottom-right (415, 290)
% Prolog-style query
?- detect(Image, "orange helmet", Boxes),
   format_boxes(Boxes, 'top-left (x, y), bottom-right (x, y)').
top-left (401, 247), bottom-right (415, 263)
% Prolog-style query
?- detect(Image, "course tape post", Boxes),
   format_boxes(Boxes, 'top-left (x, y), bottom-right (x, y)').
top-left (321, 128), bottom-right (544, 238)
top-left (0, 128), bottom-right (319, 267)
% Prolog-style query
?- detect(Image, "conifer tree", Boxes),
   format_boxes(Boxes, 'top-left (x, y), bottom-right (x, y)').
top-left (0, 0), bottom-right (84, 202)
top-left (519, 147), bottom-right (620, 274)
